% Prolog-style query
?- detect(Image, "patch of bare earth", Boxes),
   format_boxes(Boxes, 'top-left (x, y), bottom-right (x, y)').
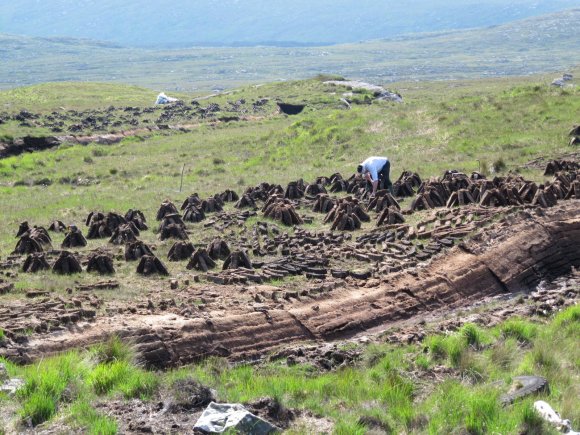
top-left (1, 200), bottom-right (578, 369)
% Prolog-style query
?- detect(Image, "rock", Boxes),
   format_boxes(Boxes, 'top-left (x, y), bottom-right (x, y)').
top-left (194, 402), bottom-right (279, 434)
top-left (0, 378), bottom-right (24, 396)
top-left (324, 80), bottom-right (403, 102)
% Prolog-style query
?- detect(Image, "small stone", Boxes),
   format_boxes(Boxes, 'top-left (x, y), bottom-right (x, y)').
top-left (0, 378), bottom-right (25, 396)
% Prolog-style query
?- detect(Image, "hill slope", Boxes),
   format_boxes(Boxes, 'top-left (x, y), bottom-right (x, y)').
top-left (0, 0), bottom-right (578, 47)
top-left (0, 9), bottom-right (578, 91)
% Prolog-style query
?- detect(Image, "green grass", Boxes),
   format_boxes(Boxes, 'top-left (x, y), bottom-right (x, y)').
top-left (0, 82), bottom-right (166, 112)
top-left (0, 76), bottom-right (578, 258)
top-left (2, 305), bottom-right (578, 433)
top-left (499, 319), bottom-right (538, 343)
top-left (20, 392), bottom-right (56, 426)
top-left (0, 74), bottom-right (579, 432)
top-left (89, 336), bottom-right (135, 364)
top-left (6, 340), bottom-right (158, 429)
top-left (69, 401), bottom-right (117, 435)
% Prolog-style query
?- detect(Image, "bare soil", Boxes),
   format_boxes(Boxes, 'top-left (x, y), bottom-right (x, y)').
top-left (1, 200), bottom-right (578, 368)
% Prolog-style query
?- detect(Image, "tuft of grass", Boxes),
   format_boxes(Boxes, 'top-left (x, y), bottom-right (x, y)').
top-left (18, 352), bottom-right (88, 426)
top-left (445, 336), bottom-right (467, 367)
top-left (519, 402), bottom-right (551, 435)
top-left (88, 361), bottom-right (131, 395)
top-left (552, 305), bottom-right (580, 329)
top-left (415, 354), bottom-right (431, 370)
top-left (89, 336), bottom-right (134, 365)
top-left (20, 392), bottom-right (56, 426)
top-left (422, 381), bottom-right (502, 434)
top-left (461, 323), bottom-right (486, 349)
top-left (500, 319), bottom-right (538, 344)
top-left (489, 338), bottom-right (519, 370)
top-left (88, 360), bottom-right (158, 399)
top-left (425, 335), bottom-right (447, 360)
top-left (70, 401), bottom-right (117, 435)
top-left (118, 370), bottom-right (159, 400)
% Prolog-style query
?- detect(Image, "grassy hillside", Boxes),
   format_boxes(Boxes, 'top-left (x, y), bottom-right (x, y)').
top-left (0, 73), bottom-right (578, 254)
top-left (0, 82), bottom-right (164, 112)
top-left (0, 73), bottom-right (579, 433)
top-left (0, 0), bottom-right (577, 47)
top-left (1, 9), bottom-right (579, 91)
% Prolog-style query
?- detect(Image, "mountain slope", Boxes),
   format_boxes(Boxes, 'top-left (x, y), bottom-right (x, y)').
top-left (0, 9), bottom-right (578, 91)
top-left (0, 0), bottom-right (579, 47)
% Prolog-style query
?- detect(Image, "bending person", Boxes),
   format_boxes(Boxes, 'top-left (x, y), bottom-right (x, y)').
top-left (357, 156), bottom-right (393, 195)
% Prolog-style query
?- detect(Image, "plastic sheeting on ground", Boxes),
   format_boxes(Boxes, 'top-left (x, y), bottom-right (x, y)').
top-left (155, 92), bottom-right (179, 105)
top-left (193, 402), bottom-right (279, 434)
top-left (534, 401), bottom-right (579, 434)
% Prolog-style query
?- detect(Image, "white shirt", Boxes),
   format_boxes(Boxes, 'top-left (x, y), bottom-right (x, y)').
top-left (360, 156), bottom-right (388, 181)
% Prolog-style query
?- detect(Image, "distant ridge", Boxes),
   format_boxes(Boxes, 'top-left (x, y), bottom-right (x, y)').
top-left (0, 9), bottom-right (578, 91)
top-left (0, 0), bottom-right (579, 47)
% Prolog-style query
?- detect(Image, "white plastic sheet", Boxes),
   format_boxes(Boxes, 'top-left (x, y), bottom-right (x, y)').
top-left (534, 401), bottom-right (579, 434)
top-left (155, 92), bottom-right (179, 105)
top-left (194, 402), bottom-right (278, 434)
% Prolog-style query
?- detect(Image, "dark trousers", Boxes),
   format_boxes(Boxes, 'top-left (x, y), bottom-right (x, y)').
top-left (366, 160), bottom-right (393, 194)
top-left (378, 160), bottom-right (393, 193)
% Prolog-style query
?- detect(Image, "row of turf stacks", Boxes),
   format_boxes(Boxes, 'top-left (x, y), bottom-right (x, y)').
top-left (9, 160), bottom-right (578, 278)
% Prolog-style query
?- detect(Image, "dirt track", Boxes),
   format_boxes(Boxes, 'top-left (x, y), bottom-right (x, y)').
top-left (3, 201), bottom-right (578, 367)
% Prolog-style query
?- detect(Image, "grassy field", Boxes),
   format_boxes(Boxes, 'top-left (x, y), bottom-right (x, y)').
top-left (0, 73), bottom-right (578, 255)
top-left (0, 73), bottom-right (579, 433)
top-left (1, 304), bottom-right (578, 433)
